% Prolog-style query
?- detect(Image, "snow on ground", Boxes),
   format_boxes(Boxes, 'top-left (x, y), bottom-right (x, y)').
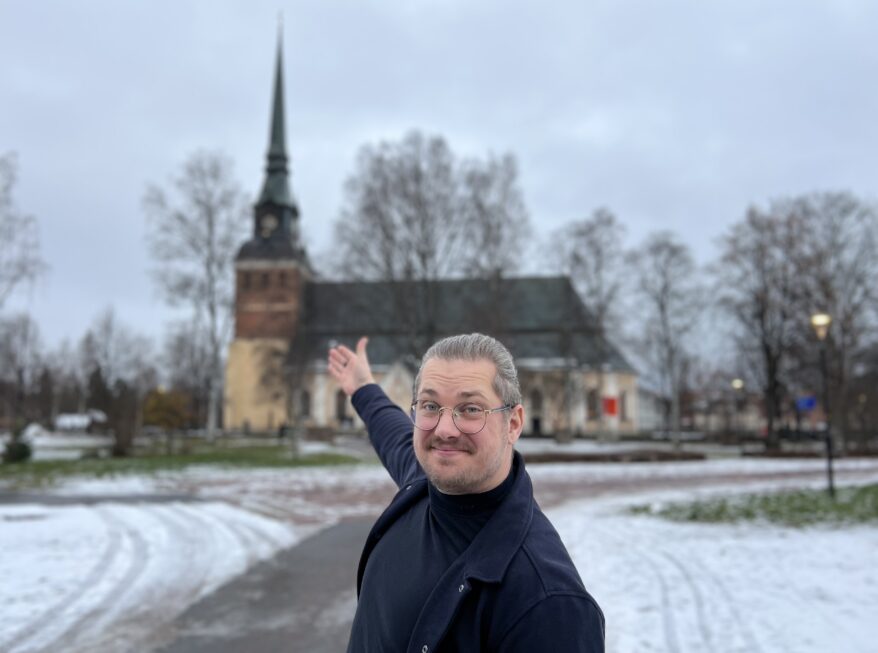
top-left (1, 455), bottom-right (877, 652)
top-left (550, 481), bottom-right (878, 653)
top-left (0, 500), bottom-right (297, 653)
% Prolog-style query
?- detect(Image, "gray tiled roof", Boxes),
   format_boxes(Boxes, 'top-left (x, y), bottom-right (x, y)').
top-left (293, 276), bottom-right (632, 372)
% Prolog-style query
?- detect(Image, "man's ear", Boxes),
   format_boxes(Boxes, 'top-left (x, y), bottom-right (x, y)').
top-left (507, 404), bottom-right (524, 445)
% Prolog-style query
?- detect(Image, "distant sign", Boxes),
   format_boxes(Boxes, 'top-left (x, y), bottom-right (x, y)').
top-left (796, 396), bottom-right (817, 412)
top-left (603, 397), bottom-right (618, 417)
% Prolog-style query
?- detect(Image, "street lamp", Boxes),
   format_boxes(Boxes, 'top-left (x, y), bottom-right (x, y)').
top-left (731, 378), bottom-right (744, 448)
top-left (810, 312), bottom-right (835, 499)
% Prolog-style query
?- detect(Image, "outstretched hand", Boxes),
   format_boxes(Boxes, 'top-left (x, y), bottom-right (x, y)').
top-left (328, 336), bottom-right (375, 397)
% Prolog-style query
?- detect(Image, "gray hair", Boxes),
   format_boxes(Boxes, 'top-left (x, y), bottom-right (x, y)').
top-left (413, 333), bottom-right (522, 407)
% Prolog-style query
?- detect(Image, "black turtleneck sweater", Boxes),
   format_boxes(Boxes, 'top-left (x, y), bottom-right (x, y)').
top-left (348, 461), bottom-right (516, 652)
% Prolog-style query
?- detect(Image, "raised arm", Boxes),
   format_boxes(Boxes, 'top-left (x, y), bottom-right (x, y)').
top-left (327, 337), bottom-right (420, 487)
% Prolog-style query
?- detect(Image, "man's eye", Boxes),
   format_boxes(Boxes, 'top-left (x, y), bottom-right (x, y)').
top-left (460, 404), bottom-right (484, 416)
top-left (420, 401), bottom-right (439, 413)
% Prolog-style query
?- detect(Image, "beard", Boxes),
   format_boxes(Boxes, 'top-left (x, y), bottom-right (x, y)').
top-left (419, 436), bottom-right (510, 495)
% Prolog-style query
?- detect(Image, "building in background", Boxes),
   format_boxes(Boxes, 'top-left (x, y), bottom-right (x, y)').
top-left (224, 37), bottom-right (637, 437)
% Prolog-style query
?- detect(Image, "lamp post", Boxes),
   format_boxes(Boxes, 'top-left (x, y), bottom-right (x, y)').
top-left (731, 378), bottom-right (744, 449)
top-left (810, 312), bottom-right (835, 499)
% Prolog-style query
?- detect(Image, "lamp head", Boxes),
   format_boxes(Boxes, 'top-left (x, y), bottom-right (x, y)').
top-left (810, 313), bottom-right (832, 341)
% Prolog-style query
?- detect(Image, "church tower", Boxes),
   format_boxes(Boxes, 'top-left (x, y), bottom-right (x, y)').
top-left (224, 34), bottom-right (310, 432)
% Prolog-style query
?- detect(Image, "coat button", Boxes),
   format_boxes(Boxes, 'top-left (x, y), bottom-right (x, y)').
top-left (406, 485), bottom-right (412, 491)
top-left (421, 646), bottom-right (428, 653)
top-left (458, 584), bottom-right (465, 592)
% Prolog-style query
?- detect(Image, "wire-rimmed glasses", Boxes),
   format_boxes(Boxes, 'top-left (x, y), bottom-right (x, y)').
top-left (410, 400), bottom-right (512, 435)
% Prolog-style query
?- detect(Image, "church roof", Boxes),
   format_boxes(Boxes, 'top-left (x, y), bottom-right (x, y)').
top-left (294, 275), bottom-right (633, 372)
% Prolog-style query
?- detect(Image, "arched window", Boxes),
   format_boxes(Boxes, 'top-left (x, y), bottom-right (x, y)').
top-left (335, 390), bottom-right (348, 422)
top-left (299, 389), bottom-right (311, 418)
top-left (530, 389), bottom-right (543, 414)
top-left (587, 389), bottom-right (600, 420)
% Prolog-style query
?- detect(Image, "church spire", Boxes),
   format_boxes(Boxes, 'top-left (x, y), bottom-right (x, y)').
top-left (257, 30), bottom-right (295, 209)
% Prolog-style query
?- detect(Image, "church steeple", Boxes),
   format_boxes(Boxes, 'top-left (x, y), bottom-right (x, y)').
top-left (239, 27), bottom-right (307, 264)
top-left (257, 33), bottom-right (295, 210)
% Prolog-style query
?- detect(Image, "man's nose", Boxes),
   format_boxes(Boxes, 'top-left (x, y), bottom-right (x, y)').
top-left (434, 408), bottom-right (460, 437)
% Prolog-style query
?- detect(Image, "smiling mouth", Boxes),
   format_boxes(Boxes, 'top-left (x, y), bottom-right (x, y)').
top-left (432, 446), bottom-right (470, 455)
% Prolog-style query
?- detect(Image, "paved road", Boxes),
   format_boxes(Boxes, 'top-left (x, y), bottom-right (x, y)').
top-left (152, 518), bottom-right (373, 653)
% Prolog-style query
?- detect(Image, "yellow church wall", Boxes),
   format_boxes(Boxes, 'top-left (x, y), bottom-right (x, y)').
top-left (224, 338), bottom-right (289, 432)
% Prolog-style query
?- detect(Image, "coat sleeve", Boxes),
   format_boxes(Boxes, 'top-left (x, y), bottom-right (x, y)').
top-left (351, 383), bottom-right (421, 488)
top-left (495, 593), bottom-right (605, 653)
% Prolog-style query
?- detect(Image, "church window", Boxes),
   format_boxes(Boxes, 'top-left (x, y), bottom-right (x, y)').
top-left (261, 272), bottom-right (270, 288)
top-left (587, 389), bottom-right (600, 420)
top-left (530, 389), bottom-right (543, 414)
top-left (299, 389), bottom-right (311, 418)
top-left (280, 271), bottom-right (288, 287)
top-left (242, 272), bottom-right (251, 289)
top-left (335, 390), bottom-right (348, 422)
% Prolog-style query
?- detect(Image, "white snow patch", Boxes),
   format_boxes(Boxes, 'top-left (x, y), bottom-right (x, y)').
top-left (550, 483), bottom-right (878, 653)
top-left (0, 500), bottom-right (298, 653)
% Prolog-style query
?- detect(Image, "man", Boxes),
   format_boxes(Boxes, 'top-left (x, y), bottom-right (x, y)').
top-left (328, 333), bottom-right (604, 652)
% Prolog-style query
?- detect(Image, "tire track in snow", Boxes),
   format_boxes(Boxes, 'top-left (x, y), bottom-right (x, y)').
top-left (590, 512), bottom-right (764, 653)
top-left (46, 505), bottom-right (150, 650)
top-left (592, 519), bottom-right (681, 653)
top-left (70, 502), bottom-right (219, 653)
top-left (0, 507), bottom-right (122, 653)
top-left (688, 556), bottom-right (764, 653)
top-left (175, 502), bottom-right (256, 569)
top-left (660, 550), bottom-right (715, 653)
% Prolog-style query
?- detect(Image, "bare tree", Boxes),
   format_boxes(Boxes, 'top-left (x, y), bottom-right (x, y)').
top-left (333, 131), bottom-right (465, 283)
top-left (0, 153), bottom-right (45, 310)
top-left (630, 232), bottom-right (703, 446)
top-left (548, 208), bottom-right (627, 433)
top-left (327, 131), bottom-right (533, 358)
top-left (42, 339), bottom-right (86, 418)
top-left (0, 313), bottom-right (42, 426)
top-left (715, 205), bottom-right (803, 450)
top-left (459, 153), bottom-right (531, 277)
top-left (789, 192), bottom-right (878, 450)
top-left (162, 320), bottom-right (214, 428)
top-left (79, 308), bottom-right (157, 455)
top-left (144, 151), bottom-right (249, 440)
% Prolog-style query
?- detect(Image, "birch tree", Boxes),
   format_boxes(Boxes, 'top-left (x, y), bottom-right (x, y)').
top-left (144, 151), bottom-right (249, 440)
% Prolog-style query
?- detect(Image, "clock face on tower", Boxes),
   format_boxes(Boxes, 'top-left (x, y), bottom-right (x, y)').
top-left (260, 213), bottom-right (279, 238)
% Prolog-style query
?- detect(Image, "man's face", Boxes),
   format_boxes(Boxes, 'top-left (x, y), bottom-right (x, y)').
top-left (413, 357), bottom-right (523, 495)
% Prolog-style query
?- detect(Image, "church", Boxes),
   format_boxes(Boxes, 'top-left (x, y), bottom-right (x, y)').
top-left (223, 40), bottom-right (639, 438)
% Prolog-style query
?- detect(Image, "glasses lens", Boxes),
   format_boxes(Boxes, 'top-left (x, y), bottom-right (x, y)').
top-left (453, 404), bottom-right (487, 434)
top-left (411, 402), bottom-right (487, 434)
top-left (412, 402), bottom-right (439, 431)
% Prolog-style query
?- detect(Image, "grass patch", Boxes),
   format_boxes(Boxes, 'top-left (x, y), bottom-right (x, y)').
top-left (0, 446), bottom-right (361, 490)
top-left (629, 484), bottom-right (878, 527)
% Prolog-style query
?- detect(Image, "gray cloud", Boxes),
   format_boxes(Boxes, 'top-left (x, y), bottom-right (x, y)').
top-left (3, 0), bottom-right (877, 346)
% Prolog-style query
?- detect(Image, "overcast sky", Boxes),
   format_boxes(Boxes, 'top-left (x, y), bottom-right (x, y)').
top-left (3, 0), bottom-right (877, 351)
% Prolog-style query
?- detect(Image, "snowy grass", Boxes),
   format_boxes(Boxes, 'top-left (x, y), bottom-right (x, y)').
top-left (629, 483), bottom-right (878, 526)
top-left (0, 448), bottom-right (362, 489)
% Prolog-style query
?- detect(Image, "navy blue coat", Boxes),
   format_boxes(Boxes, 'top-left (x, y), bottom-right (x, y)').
top-left (349, 384), bottom-right (605, 653)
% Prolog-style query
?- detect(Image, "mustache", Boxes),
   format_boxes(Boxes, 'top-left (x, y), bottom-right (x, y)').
top-left (426, 439), bottom-right (475, 453)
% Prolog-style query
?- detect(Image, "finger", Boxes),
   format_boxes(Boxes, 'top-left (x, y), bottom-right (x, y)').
top-left (328, 348), bottom-right (351, 367)
top-left (356, 336), bottom-right (369, 360)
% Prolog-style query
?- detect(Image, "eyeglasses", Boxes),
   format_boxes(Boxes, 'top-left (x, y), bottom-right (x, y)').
top-left (410, 400), bottom-right (512, 435)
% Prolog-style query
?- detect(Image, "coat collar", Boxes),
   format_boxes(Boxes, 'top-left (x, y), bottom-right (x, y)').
top-left (458, 451), bottom-right (533, 583)
top-left (356, 450), bottom-right (534, 593)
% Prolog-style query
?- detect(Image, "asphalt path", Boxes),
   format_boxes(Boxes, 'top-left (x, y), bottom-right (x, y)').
top-left (151, 517), bottom-right (374, 653)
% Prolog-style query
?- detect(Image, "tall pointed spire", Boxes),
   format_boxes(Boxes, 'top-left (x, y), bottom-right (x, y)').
top-left (257, 26), bottom-right (294, 209)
